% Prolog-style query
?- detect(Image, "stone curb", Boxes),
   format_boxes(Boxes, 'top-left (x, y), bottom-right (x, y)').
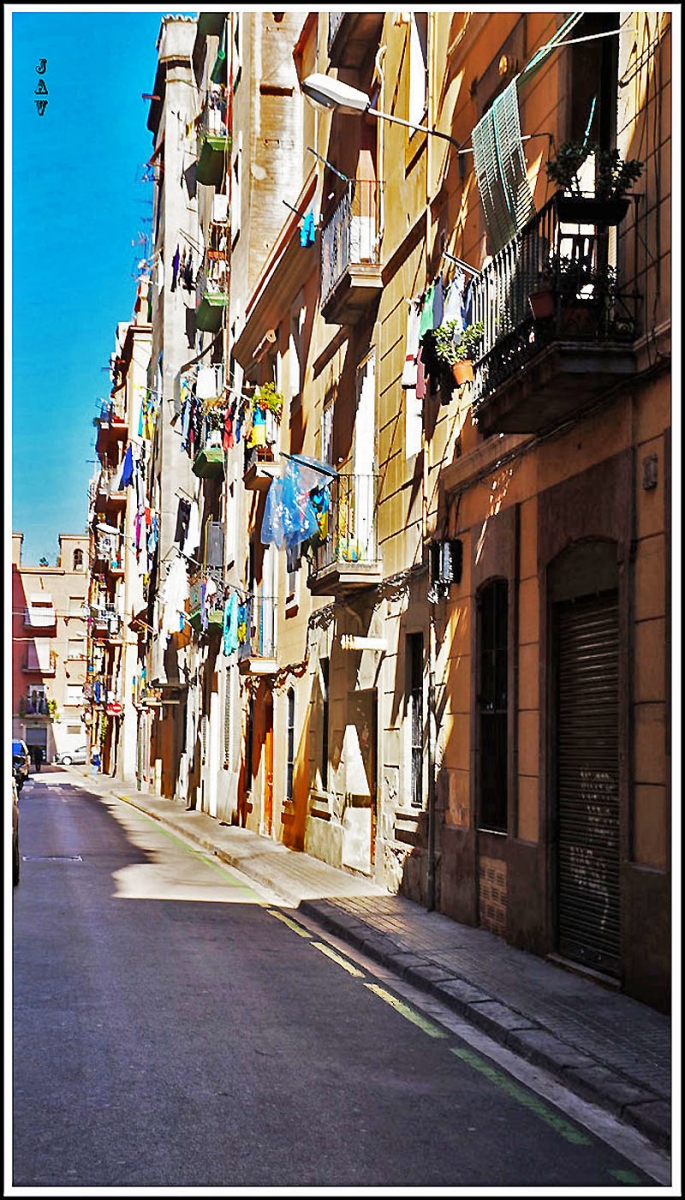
top-left (299, 898), bottom-right (671, 1154)
top-left (110, 787), bottom-right (671, 1154)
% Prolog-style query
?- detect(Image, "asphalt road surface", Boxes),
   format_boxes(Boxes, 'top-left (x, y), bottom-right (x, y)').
top-left (12, 773), bottom-right (664, 1189)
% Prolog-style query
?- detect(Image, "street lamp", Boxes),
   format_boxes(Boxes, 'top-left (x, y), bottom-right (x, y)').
top-left (301, 73), bottom-right (460, 151)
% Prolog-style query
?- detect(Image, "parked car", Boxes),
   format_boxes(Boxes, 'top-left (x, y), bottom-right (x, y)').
top-left (12, 740), bottom-right (31, 792)
top-left (12, 776), bottom-right (20, 886)
top-left (53, 745), bottom-right (89, 767)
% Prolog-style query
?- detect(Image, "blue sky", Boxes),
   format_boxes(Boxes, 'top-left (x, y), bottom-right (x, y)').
top-left (9, 6), bottom-right (195, 565)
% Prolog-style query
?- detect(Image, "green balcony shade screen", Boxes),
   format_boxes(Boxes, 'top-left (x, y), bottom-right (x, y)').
top-left (472, 78), bottom-right (535, 254)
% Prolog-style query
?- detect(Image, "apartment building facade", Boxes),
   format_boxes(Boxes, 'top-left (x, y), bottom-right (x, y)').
top-left (12, 532), bottom-right (90, 763)
top-left (89, 10), bottom-right (672, 1012)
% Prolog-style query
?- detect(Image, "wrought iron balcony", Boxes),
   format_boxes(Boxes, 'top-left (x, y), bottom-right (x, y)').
top-left (320, 180), bottom-right (383, 324)
top-left (95, 398), bottom-right (128, 453)
top-left (243, 410), bottom-right (280, 491)
top-left (469, 194), bottom-right (638, 435)
top-left (188, 568), bottom-right (224, 634)
top-left (238, 594), bottom-right (277, 674)
top-left (196, 89), bottom-right (231, 187)
top-left (195, 231), bottom-right (229, 332)
top-left (308, 473), bottom-right (381, 596)
top-left (94, 467), bottom-right (127, 514)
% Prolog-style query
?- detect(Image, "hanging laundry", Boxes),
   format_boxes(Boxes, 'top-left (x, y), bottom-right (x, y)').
top-left (432, 275), bottom-right (445, 328)
top-left (139, 390), bottom-right (156, 440)
top-left (174, 498), bottom-right (191, 544)
top-left (415, 344), bottom-right (427, 402)
top-left (200, 580), bottom-right (208, 631)
top-left (462, 276), bottom-right (474, 327)
top-left (299, 209), bottom-right (316, 247)
top-left (310, 485), bottom-right (330, 541)
top-left (248, 405), bottom-right (267, 448)
top-left (443, 269), bottom-right (466, 329)
top-left (222, 590), bottom-right (239, 657)
top-left (197, 364), bottom-right (223, 401)
top-left (222, 410), bottom-right (234, 451)
top-left (118, 444), bottom-right (134, 489)
top-left (171, 245), bottom-right (180, 292)
top-left (401, 299), bottom-right (421, 389)
top-left (182, 500), bottom-right (201, 558)
top-left (180, 394), bottom-right (192, 453)
top-left (182, 251), bottom-right (194, 291)
top-left (419, 282), bottom-right (436, 338)
top-left (160, 554), bottom-right (189, 636)
top-left (236, 603), bottom-right (248, 644)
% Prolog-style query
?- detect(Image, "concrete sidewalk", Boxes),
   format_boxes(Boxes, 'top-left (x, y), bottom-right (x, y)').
top-left (74, 769), bottom-right (672, 1153)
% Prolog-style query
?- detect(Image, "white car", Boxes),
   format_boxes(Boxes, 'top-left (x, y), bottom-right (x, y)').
top-left (54, 746), bottom-right (89, 766)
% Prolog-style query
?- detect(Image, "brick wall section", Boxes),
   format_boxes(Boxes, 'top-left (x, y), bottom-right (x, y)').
top-left (479, 856), bottom-right (507, 936)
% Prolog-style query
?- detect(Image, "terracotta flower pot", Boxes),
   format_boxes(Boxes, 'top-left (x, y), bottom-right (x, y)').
top-left (529, 287), bottom-right (555, 320)
top-left (452, 359), bottom-right (474, 385)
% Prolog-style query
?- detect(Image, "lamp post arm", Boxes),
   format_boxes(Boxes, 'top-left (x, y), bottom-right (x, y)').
top-left (367, 106), bottom-right (460, 150)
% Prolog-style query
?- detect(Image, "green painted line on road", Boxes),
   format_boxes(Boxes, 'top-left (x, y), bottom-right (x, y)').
top-left (267, 910), bottom-right (312, 937)
top-left (120, 803), bottom-right (267, 902)
top-left (607, 1168), bottom-right (646, 1185)
top-left (450, 1046), bottom-right (592, 1145)
top-left (364, 983), bottom-right (448, 1038)
top-left (312, 941), bottom-right (365, 976)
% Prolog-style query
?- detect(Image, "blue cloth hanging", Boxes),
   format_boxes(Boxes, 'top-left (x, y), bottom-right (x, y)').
top-left (119, 444), bottom-right (134, 489)
top-left (299, 210), bottom-right (316, 247)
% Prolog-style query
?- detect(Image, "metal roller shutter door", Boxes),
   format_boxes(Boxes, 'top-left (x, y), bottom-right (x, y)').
top-left (556, 591), bottom-right (621, 977)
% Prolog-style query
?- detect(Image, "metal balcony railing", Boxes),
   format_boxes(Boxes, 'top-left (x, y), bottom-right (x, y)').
top-left (320, 180), bottom-right (382, 308)
top-left (97, 398), bottom-right (127, 425)
top-left (238, 594), bottom-right (277, 662)
top-left (470, 194), bottom-right (638, 408)
top-left (311, 473), bottom-right (379, 574)
top-left (200, 89), bottom-right (229, 138)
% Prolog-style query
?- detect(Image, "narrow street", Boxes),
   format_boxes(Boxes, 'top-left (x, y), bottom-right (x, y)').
top-left (12, 773), bottom-right (663, 1189)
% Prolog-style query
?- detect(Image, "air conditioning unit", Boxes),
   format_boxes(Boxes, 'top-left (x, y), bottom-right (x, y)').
top-left (428, 539), bottom-right (463, 600)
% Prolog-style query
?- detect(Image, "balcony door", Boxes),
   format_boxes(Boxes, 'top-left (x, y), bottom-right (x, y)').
top-left (352, 353), bottom-right (376, 559)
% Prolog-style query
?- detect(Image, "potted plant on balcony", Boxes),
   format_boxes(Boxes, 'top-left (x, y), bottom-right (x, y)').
top-left (452, 322), bottom-right (484, 385)
top-left (546, 141), bottom-right (644, 226)
top-left (253, 381), bottom-right (284, 421)
top-left (430, 320), bottom-right (484, 387)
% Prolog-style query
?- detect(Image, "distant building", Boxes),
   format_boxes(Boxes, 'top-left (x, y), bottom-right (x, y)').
top-left (12, 532), bottom-right (90, 763)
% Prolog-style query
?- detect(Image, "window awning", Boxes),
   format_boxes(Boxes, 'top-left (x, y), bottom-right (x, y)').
top-left (282, 452), bottom-right (338, 478)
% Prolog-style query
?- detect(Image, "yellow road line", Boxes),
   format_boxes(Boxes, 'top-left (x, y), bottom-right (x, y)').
top-left (267, 909), bottom-right (312, 937)
top-left (364, 983), bottom-right (448, 1038)
top-left (311, 941), bottom-right (365, 976)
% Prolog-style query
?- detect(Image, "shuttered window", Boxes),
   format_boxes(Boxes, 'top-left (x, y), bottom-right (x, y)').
top-left (555, 590), bottom-right (620, 977)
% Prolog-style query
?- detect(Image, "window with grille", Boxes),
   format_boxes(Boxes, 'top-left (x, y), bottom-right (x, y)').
top-left (286, 687), bottom-right (295, 801)
top-left (478, 579), bottom-right (508, 832)
top-left (407, 632), bottom-right (424, 807)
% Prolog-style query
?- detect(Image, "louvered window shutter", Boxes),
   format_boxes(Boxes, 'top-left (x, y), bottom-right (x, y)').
top-left (472, 79), bottom-right (535, 253)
